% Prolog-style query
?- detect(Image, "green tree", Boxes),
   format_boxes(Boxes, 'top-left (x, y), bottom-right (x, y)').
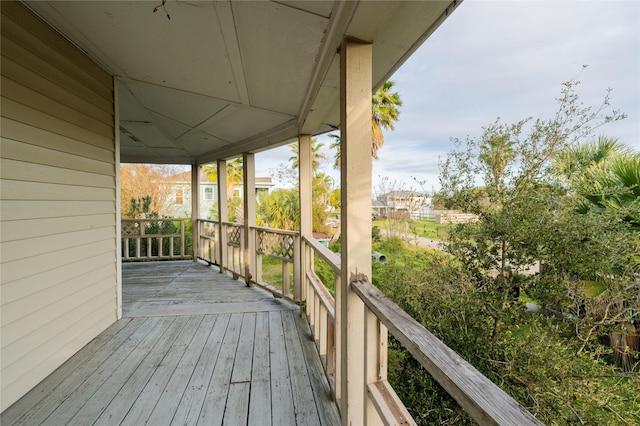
top-left (439, 75), bottom-right (635, 348)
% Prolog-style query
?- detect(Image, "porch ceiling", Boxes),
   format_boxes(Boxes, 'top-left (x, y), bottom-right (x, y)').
top-left (25, 0), bottom-right (459, 165)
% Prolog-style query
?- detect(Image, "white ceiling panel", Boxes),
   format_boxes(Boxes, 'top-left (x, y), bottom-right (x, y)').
top-left (126, 81), bottom-right (230, 127)
top-left (199, 106), bottom-right (294, 143)
top-left (24, 1), bottom-right (460, 164)
top-left (178, 129), bottom-right (230, 157)
top-left (124, 122), bottom-right (180, 149)
top-left (234, 1), bottom-right (329, 114)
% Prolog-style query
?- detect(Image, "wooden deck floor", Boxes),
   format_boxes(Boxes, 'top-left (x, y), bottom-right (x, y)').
top-left (2, 261), bottom-right (340, 425)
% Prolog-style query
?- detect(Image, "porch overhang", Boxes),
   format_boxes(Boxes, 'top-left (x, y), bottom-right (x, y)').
top-left (24, 0), bottom-right (460, 165)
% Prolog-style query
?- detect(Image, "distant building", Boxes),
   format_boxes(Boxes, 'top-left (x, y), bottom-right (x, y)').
top-left (375, 190), bottom-right (432, 219)
top-left (163, 171), bottom-right (274, 219)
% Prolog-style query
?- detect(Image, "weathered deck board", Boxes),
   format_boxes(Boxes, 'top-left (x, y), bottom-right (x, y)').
top-left (1, 261), bottom-right (339, 425)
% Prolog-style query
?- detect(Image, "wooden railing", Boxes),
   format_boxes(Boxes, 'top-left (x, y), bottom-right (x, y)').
top-left (121, 218), bottom-right (191, 261)
top-left (351, 278), bottom-right (543, 426)
top-left (254, 226), bottom-right (299, 300)
top-left (222, 221), bottom-right (244, 279)
top-left (198, 219), bottom-right (220, 265)
top-left (192, 221), bottom-right (541, 424)
top-left (301, 237), bottom-right (340, 396)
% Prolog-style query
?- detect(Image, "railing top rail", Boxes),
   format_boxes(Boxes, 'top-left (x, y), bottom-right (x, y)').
top-left (306, 271), bottom-right (335, 320)
top-left (303, 236), bottom-right (341, 273)
top-left (122, 217), bottom-right (191, 222)
top-left (197, 218), bottom-right (219, 224)
top-left (251, 225), bottom-right (299, 236)
top-left (351, 279), bottom-right (543, 426)
top-left (221, 221), bottom-right (242, 227)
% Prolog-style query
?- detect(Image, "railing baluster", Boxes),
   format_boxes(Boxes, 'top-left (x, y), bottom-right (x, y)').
top-left (121, 218), bottom-right (193, 262)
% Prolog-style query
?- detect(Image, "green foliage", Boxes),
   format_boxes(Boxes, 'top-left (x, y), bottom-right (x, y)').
top-left (378, 75), bottom-right (638, 423)
top-left (375, 238), bottom-right (639, 424)
top-left (258, 189), bottom-right (299, 230)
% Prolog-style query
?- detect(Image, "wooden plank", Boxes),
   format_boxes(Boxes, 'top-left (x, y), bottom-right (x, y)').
top-left (196, 312), bottom-right (245, 424)
top-left (268, 311), bottom-right (296, 425)
top-left (149, 316), bottom-right (235, 424)
top-left (295, 313), bottom-right (341, 426)
top-left (42, 317), bottom-right (168, 425)
top-left (281, 310), bottom-right (321, 425)
top-left (0, 317), bottom-right (134, 426)
top-left (367, 380), bottom-right (416, 426)
top-left (3, 317), bottom-right (141, 426)
top-left (351, 280), bottom-right (543, 426)
top-left (231, 312), bottom-right (256, 383)
top-left (119, 315), bottom-right (205, 424)
top-left (248, 311), bottom-right (272, 425)
top-left (1, 138), bottom-right (114, 176)
top-left (144, 314), bottom-right (223, 424)
top-left (223, 382), bottom-right (251, 425)
top-left (92, 316), bottom-right (190, 426)
top-left (1, 117), bottom-right (114, 164)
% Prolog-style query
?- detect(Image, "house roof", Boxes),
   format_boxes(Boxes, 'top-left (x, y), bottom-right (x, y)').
top-left (25, 1), bottom-right (460, 166)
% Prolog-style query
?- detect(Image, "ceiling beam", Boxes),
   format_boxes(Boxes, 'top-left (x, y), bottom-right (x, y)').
top-left (297, 0), bottom-right (359, 134)
top-left (214, 0), bottom-right (250, 106)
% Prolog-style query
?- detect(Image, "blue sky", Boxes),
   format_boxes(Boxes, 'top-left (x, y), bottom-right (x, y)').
top-left (257, 0), bottom-right (640, 192)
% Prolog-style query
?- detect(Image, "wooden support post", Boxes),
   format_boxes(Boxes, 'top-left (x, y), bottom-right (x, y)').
top-left (217, 160), bottom-right (228, 273)
top-left (339, 39), bottom-right (373, 425)
top-left (191, 164), bottom-right (200, 262)
top-left (298, 134), bottom-right (313, 302)
top-left (243, 153), bottom-right (256, 285)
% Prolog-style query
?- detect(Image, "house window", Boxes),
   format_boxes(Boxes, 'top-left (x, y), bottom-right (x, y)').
top-left (175, 188), bottom-right (183, 205)
top-left (204, 187), bottom-right (214, 200)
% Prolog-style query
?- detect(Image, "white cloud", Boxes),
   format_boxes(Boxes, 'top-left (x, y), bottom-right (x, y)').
top-left (258, 1), bottom-right (639, 191)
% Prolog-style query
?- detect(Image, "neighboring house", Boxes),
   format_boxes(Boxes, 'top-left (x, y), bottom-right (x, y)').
top-left (376, 191), bottom-right (432, 218)
top-left (163, 171), bottom-right (274, 219)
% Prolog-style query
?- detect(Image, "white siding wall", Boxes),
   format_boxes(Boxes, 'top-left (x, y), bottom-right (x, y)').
top-left (1, 2), bottom-right (118, 411)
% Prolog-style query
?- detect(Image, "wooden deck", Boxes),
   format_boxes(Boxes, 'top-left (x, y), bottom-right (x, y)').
top-left (2, 261), bottom-right (340, 425)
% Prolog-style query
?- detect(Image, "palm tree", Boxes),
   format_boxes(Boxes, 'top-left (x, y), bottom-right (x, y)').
top-left (371, 80), bottom-right (402, 158)
top-left (289, 138), bottom-right (326, 173)
top-left (577, 153), bottom-right (640, 228)
top-left (553, 136), bottom-right (630, 183)
top-left (203, 157), bottom-right (243, 202)
top-left (332, 80), bottom-right (402, 168)
top-left (479, 134), bottom-right (515, 194)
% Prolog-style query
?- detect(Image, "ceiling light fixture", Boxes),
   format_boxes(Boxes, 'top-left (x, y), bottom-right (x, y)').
top-left (153, 0), bottom-right (171, 20)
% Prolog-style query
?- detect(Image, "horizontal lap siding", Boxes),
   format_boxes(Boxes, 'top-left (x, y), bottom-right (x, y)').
top-left (0, 1), bottom-right (117, 412)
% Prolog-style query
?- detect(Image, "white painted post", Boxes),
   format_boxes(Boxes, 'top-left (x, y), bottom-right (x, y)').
top-left (114, 78), bottom-right (122, 319)
top-left (243, 153), bottom-right (256, 285)
top-left (339, 39), bottom-right (373, 425)
top-left (299, 134), bottom-right (313, 302)
top-left (191, 164), bottom-right (200, 262)
top-left (217, 160), bottom-right (228, 273)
